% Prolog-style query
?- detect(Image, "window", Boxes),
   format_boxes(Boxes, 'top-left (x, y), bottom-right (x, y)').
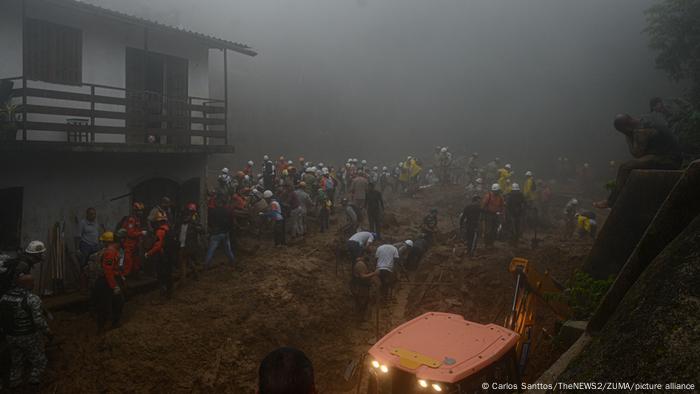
top-left (24, 18), bottom-right (82, 84)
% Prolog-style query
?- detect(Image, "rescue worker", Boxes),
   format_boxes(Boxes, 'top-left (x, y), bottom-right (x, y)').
top-left (350, 171), bottom-right (369, 223)
top-left (178, 203), bottom-right (204, 282)
top-left (576, 210), bottom-right (598, 239)
top-left (365, 183), bottom-right (384, 239)
top-left (437, 147), bottom-right (452, 185)
top-left (350, 257), bottom-right (377, 317)
top-left (145, 212), bottom-right (173, 299)
top-left (320, 169), bottom-right (336, 207)
top-left (594, 113), bottom-right (682, 209)
top-left (76, 207), bottom-right (102, 268)
top-left (94, 231), bottom-right (125, 332)
top-left (262, 155), bottom-right (276, 191)
top-left (294, 182), bottom-right (313, 238)
top-left (374, 243), bottom-right (399, 301)
top-left (0, 274), bottom-right (51, 388)
top-left (147, 197), bottom-right (173, 228)
top-left (316, 188), bottom-right (331, 233)
top-left (460, 195), bottom-right (482, 257)
top-left (204, 196), bottom-right (236, 268)
top-left (122, 202), bottom-right (146, 276)
top-left (497, 164), bottom-right (513, 193)
top-left (346, 231), bottom-right (375, 261)
top-left (421, 208), bottom-right (439, 244)
top-left (341, 198), bottom-right (359, 237)
top-left (243, 160), bottom-right (254, 176)
top-left (523, 171), bottom-right (536, 201)
top-left (481, 184), bottom-right (505, 248)
top-left (1, 241), bottom-right (47, 289)
top-left (564, 198), bottom-right (579, 238)
top-left (262, 190), bottom-right (286, 246)
top-left (505, 183), bottom-right (526, 245)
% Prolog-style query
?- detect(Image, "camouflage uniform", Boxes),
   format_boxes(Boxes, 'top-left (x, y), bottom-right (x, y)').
top-left (0, 287), bottom-right (49, 387)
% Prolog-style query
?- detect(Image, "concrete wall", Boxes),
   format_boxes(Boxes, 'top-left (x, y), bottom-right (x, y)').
top-left (1, 0), bottom-right (213, 142)
top-left (0, 151), bottom-right (207, 247)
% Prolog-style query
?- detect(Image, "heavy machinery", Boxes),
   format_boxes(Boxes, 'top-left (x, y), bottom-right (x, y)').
top-left (366, 258), bottom-right (571, 393)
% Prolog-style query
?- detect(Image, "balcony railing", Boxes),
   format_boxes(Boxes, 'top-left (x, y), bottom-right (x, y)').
top-left (0, 76), bottom-right (227, 146)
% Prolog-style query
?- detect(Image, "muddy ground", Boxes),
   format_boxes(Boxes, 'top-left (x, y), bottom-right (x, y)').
top-left (33, 185), bottom-right (595, 393)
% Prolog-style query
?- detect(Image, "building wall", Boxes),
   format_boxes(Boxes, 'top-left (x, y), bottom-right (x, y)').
top-left (2, 1), bottom-right (212, 142)
top-left (0, 151), bottom-right (208, 248)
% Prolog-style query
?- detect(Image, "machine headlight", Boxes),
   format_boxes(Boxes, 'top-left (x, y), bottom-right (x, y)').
top-left (379, 365), bottom-right (389, 373)
top-left (371, 360), bottom-right (380, 369)
top-left (418, 379), bottom-right (429, 388)
top-left (432, 383), bottom-right (443, 392)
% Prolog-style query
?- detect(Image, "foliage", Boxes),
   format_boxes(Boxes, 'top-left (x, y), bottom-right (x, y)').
top-left (561, 271), bottom-right (614, 320)
top-left (0, 103), bottom-right (20, 123)
top-left (645, 0), bottom-right (700, 106)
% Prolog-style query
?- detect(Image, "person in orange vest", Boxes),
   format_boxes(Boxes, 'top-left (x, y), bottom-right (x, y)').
top-left (145, 212), bottom-right (173, 299)
top-left (121, 202), bottom-right (145, 276)
top-left (94, 230), bottom-right (125, 332)
top-left (481, 183), bottom-right (505, 248)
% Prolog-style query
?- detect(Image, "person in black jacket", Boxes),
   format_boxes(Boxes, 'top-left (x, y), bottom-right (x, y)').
top-left (460, 195), bottom-right (482, 257)
top-left (505, 183), bottom-right (526, 245)
top-left (365, 183), bottom-right (385, 239)
top-left (204, 196), bottom-right (235, 268)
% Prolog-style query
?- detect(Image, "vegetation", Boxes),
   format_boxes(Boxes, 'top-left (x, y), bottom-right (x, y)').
top-left (561, 271), bottom-right (614, 320)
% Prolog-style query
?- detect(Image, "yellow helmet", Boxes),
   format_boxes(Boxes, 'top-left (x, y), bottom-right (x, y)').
top-left (99, 231), bottom-right (114, 242)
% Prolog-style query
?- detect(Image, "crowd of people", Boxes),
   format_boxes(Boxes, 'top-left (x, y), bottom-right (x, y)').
top-left (1, 95), bottom-right (685, 389)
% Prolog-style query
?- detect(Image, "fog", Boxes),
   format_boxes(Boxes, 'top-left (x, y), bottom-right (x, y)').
top-left (93, 0), bottom-right (678, 173)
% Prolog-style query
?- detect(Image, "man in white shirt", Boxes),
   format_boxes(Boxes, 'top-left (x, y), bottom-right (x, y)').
top-left (347, 231), bottom-right (375, 260)
top-left (375, 244), bottom-right (399, 300)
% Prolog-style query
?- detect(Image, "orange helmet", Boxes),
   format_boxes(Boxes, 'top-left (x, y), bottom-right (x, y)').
top-left (133, 202), bottom-right (145, 211)
top-left (236, 171), bottom-right (245, 178)
top-left (153, 211), bottom-right (168, 222)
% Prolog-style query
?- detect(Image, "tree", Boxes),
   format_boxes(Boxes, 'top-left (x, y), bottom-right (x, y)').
top-left (645, 0), bottom-right (700, 105)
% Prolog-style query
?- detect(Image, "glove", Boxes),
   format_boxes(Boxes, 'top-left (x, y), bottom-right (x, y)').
top-left (113, 286), bottom-right (121, 295)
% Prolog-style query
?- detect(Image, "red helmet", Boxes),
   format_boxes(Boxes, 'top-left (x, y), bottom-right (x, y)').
top-left (186, 203), bottom-right (197, 211)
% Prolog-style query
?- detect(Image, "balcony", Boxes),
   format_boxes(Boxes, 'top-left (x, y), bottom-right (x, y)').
top-left (0, 76), bottom-right (231, 153)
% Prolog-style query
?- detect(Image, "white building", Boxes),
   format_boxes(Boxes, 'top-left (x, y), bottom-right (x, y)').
top-left (0, 0), bottom-right (256, 289)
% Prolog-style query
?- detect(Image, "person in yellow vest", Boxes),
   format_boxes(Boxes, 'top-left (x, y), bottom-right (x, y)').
top-left (523, 171), bottom-right (536, 201)
top-left (498, 164), bottom-right (513, 193)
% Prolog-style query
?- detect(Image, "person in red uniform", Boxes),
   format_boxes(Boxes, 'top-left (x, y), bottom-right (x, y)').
top-left (481, 183), bottom-right (505, 248)
top-left (94, 230), bottom-right (125, 332)
top-left (145, 212), bottom-right (172, 298)
top-left (243, 160), bottom-right (254, 176)
top-left (121, 202), bottom-right (145, 276)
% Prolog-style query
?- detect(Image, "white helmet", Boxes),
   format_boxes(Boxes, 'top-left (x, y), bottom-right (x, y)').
top-left (244, 175), bottom-right (250, 181)
top-left (305, 167), bottom-right (314, 173)
top-left (263, 190), bottom-right (273, 198)
top-left (263, 155), bottom-right (270, 160)
top-left (429, 169), bottom-right (434, 173)
top-left (407, 156), bottom-right (412, 160)
top-left (25, 240), bottom-right (46, 255)
top-left (310, 166), bottom-right (318, 172)
top-left (476, 178), bottom-right (483, 184)
top-left (373, 166), bottom-right (378, 171)
top-left (362, 160), bottom-right (367, 165)
top-left (398, 162), bottom-right (403, 167)
top-left (345, 163), bottom-right (351, 167)
top-left (319, 162), bottom-right (325, 167)
top-left (404, 240), bottom-right (414, 248)
top-left (525, 171), bottom-right (533, 176)
top-left (221, 167), bottom-right (230, 174)
top-left (322, 167), bottom-right (329, 174)
top-left (512, 183), bottom-right (521, 191)
top-left (247, 160), bottom-right (254, 166)
top-left (347, 158), bottom-right (352, 163)
top-left (505, 164), bottom-right (512, 170)
top-left (382, 166), bottom-right (388, 171)
top-left (491, 183), bottom-right (501, 192)
top-left (441, 147), bottom-right (448, 153)
top-left (288, 160), bottom-right (293, 165)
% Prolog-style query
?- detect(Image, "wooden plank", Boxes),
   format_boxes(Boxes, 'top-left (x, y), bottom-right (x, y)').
top-left (16, 88), bottom-right (126, 106)
top-left (189, 104), bottom-right (226, 114)
top-left (23, 104), bottom-right (128, 120)
top-left (190, 117), bottom-right (226, 126)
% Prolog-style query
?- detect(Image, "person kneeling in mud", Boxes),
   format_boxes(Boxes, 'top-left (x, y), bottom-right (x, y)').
top-left (350, 257), bottom-right (378, 319)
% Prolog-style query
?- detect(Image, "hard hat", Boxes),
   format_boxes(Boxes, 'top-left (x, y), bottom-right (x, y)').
top-left (525, 171), bottom-right (533, 176)
top-left (429, 169), bottom-right (434, 173)
top-left (361, 160), bottom-right (367, 165)
top-left (472, 152), bottom-right (479, 157)
top-left (263, 190), bottom-right (273, 199)
top-left (222, 167), bottom-right (230, 174)
top-left (407, 156), bottom-right (412, 160)
top-left (288, 160), bottom-right (293, 165)
top-left (476, 178), bottom-right (483, 183)
top-left (512, 183), bottom-right (521, 191)
top-left (319, 162), bottom-right (325, 167)
top-left (248, 160), bottom-right (254, 166)
top-left (345, 163), bottom-right (351, 167)
top-left (322, 167), bottom-right (329, 174)
top-left (310, 166), bottom-right (318, 172)
top-left (263, 155), bottom-right (270, 160)
top-left (153, 211), bottom-right (168, 222)
top-left (382, 166), bottom-right (388, 170)
top-left (299, 156), bottom-right (305, 162)
top-left (505, 164), bottom-right (512, 170)
top-left (299, 181), bottom-right (307, 188)
top-left (244, 175), bottom-right (250, 180)
top-left (186, 202), bottom-right (197, 211)
top-left (571, 198), bottom-right (579, 205)
top-left (115, 228), bottom-right (128, 239)
top-left (373, 166), bottom-right (378, 171)
top-left (282, 169), bottom-right (289, 176)
top-left (404, 240), bottom-right (414, 248)
top-left (398, 162), bottom-right (403, 167)
top-left (305, 167), bottom-right (314, 173)
top-left (491, 183), bottom-right (501, 192)
top-left (133, 202), bottom-right (145, 211)
top-left (279, 156), bottom-right (285, 160)
top-left (347, 158), bottom-right (352, 163)
top-left (370, 232), bottom-right (378, 240)
top-left (25, 240), bottom-right (46, 255)
top-left (441, 147), bottom-right (447, 153)
top-left (99, 232), bottom-right (114, 242)
top-left (236, 171), bottom-right (244, 177)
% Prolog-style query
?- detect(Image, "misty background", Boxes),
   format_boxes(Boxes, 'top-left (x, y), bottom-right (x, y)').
top-left (92, 0), bottom-right (679, 175)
